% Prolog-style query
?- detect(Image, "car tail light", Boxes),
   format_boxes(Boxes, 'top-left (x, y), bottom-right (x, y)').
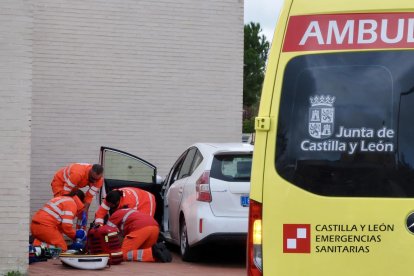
top-left (196, 171), bottom-right (212, 202)
top-left (247, 199), bottom-right (262, 276)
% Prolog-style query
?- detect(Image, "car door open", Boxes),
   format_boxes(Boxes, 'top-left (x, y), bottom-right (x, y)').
top-left (98, 146), bottom-right (163, 224)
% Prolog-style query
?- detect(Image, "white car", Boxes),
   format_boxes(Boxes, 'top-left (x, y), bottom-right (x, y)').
top-left (160, 143), bottom-right (254, 261)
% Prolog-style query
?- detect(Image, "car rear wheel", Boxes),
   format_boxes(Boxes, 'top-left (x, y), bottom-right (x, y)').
top-left (180, 218), bottom-right (198, 261)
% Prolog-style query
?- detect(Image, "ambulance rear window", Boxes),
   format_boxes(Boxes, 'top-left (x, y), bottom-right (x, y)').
top-left (275, 51), bottom-right (414, 197)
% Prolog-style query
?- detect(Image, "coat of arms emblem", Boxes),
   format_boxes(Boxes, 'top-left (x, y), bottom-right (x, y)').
top-left (308, 95), bottom-right (335, 139)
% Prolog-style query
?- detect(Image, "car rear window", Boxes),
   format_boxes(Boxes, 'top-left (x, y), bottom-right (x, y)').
top-left (211, 154), bottom-right (252, 182)
top-left (275, 50), bottom-right (414, 198)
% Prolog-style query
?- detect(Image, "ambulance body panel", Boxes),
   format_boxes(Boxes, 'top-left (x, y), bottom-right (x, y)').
top-left (248, 0), bottom-right (414, 275)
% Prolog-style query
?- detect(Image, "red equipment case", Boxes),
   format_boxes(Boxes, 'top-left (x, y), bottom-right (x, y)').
top-left (86, 225), bottom-right (123, 265)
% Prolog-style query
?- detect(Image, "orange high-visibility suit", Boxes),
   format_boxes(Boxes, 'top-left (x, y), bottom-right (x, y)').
top-left (107, 208), bottom-right (159, 262)
top-left (51, 163), bottom-right (103, 205)
top-left (95, 187), bottom-right (156, 225)
top-left (30, 195), bottom-right (84, 251)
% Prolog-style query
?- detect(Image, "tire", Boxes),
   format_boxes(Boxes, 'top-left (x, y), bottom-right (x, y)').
top-left (180, 218), bottom-right (198, 261)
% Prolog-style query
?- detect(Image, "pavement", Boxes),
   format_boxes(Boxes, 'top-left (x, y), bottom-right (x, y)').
top-left (28, 247), bottom-right (246, 276)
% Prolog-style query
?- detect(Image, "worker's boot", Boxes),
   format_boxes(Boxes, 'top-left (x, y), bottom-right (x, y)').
top-left (152, 242), bottom-right (172, 263)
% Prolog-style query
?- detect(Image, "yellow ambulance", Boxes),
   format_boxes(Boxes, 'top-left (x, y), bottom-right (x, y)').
top-left (247, 0), bottom-right (414, 275)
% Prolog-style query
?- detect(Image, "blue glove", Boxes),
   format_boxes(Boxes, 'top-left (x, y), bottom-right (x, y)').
top-left (81, 212), bottom-right (87, 228)
top-left (75, 229), bottom-right (87, 241)
top-left (69, 242), bottom-right (84, 251)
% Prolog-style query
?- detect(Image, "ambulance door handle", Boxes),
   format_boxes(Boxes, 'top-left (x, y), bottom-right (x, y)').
top-left (178, 187), bottom-right (183, 194)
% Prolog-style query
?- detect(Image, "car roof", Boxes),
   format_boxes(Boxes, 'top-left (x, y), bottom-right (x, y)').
top-left (192, 142), bottom-right (254, 155)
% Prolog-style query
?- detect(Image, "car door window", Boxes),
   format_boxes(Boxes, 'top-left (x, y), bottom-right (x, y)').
top-left (103, 148), bottom-right (155, 183)
top-left (171, 161), bottom-right (183, 183)
top-left (190, 150), bottom-right (203, 174)
top-left (167, 152), bottom-right (187, 186)
top-left (178, 148), bottom-right (197, 179)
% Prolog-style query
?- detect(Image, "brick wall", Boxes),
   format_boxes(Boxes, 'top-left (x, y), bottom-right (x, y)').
top-left (31, 0), bottom-right (243, 216)
top-left (0, 0), bottom-right (32, 274)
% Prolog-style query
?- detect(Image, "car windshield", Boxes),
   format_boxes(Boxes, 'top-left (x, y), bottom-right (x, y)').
top-left (211, 154), bottom-right (252, 182)
top-left (275, 50), bottom-right (414, 198)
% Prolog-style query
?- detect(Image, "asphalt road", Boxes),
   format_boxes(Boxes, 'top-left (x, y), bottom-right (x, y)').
top-left (28, 244), bottom-right (246, 275)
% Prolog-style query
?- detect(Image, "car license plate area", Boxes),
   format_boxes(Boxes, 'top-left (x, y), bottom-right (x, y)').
top-left (241, 195), bottom-right (249, 207)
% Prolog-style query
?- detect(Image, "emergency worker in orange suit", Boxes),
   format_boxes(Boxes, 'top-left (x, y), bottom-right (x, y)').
top-left (107, 208), bottom-right (171, 262)
top-left (50, 163), bottom-right (104, 213)
top-left (94, 187), bottom-right (156, 225)
top-left (30, 190), bottom-right (86, 251)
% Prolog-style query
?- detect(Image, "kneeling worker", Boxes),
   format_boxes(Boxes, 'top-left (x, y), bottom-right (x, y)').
top-left (107, 208), bottom-right (171, 262)
top-left (30, 190), bottom-right (87, 251)
top-left (95, 187), bottom-right (156, 225)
